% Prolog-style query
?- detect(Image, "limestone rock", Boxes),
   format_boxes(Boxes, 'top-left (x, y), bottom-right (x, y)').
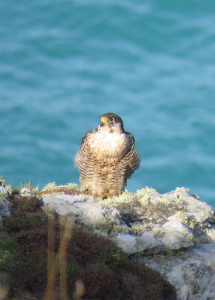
top-left (144, 243), bottom-right (215, 300)
top-left (0, 185), bottom-right (10, 217)
top-left (115, 187), bottom-right (215, 254)
top-left (42, 187), bottom-right (215, 255)
top-left (42, 194), bottom-right (121, 226)
top-left (41, 186), bottom-right (215, 300)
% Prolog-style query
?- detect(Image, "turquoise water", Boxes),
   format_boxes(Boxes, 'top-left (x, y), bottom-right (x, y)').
top-left (1, 0), bottom-right (215, 208)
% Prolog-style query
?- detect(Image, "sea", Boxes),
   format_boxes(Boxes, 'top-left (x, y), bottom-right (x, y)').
top-left (0, 0), bottom-right (215, 208)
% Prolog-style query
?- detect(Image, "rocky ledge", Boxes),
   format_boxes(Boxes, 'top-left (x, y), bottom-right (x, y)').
top-left (41, 185), bottom-right (215, 300)
top-left (1, 182), bottom-right (215, 300)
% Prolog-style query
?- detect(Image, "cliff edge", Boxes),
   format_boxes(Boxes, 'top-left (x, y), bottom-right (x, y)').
top-left (1, 180), bottom-right (215, 299)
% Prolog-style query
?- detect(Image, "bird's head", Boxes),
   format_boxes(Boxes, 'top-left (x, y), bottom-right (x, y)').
top-left (99, 113), bottom-right (124, 133)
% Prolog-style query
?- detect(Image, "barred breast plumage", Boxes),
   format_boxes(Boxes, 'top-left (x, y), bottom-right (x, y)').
top-left (75, 112), bottom-right (140, 198)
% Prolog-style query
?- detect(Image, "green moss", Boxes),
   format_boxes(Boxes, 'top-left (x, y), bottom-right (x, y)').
top-left (67, 261), bottom-right (80, 279)
top-left (0, 236), bottom-right (16, 251)
top-left (103, 248), bottom-right (127, 269)
top-left (3, 211), bottom-right (47, 230)
top-left (0, 250), bottom-right (18, 272)
top-left (0, 234), bottom-right (18, 273)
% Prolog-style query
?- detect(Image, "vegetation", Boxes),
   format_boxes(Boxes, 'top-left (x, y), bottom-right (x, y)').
top-left (0, 181), bottom-right (176, 300)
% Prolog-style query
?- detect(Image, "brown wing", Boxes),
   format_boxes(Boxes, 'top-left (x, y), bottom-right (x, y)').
top-left (118, 132), bottom-right (140, 184)
top-left (75, 129), bottom-right (97, 181)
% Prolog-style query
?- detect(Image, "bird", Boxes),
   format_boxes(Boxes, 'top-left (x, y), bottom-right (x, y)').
top-left (75, 112), bottom-right (140, 198)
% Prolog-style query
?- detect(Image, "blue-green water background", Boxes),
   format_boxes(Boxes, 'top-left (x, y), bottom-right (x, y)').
top-left (1, 0), bottom-right (215, 208)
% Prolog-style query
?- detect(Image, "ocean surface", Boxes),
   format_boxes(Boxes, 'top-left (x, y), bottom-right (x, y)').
top-left (0, 0), bottom-right (215, 208)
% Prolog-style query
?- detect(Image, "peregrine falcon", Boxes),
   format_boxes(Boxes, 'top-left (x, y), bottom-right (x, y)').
top-left (75, 113), bottom-right (140, 198)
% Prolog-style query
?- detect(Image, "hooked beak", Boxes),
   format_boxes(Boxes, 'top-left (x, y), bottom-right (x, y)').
top-left (99, 117), bottom-right (108, 127)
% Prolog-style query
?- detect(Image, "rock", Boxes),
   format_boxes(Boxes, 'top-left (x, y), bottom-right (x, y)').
top-left (41, 186), bottom-right (215, 300)
top-left (0, 185), bottom-right (10, 217)
top-left (116, 216), bottom-right (194, 255)
top-left (115, 187), bottom-right (215, 254)
top-left (42, 194), bottom-right (122, 226)
top-left (143, 243), bottom-right (215, 300)
top-left (19, 186), bottom-right (36, 197)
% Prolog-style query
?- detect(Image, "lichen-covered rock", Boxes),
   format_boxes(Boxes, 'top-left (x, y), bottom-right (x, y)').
top-left (0, 185), bottom-right (11, 217)
top-left (116, 218), bottom-right (194, 255)
top-left (41, 186), bottom-right (215, 300)
top-left (114, 188), bottom-right (215, 254)
top-left (42, 194), bottom-right (122, 226)
top-left (143, 242), bottom-right (215, 300)
top-left (42, 187), bottom-right (215, 254)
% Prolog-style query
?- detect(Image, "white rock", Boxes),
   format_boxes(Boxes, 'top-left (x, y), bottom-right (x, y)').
top-left (0, 186), bottom-right (10, 217)
top-left (162, 216), bottom-right (194, 249)
top-left (0, 186), bottom-right (7, 194)
top-left (162, 187), bottom-right (214, 223)
top-left (143, 242), bottom-right (215, 300)
top-left (43, 194), bottom-right (120, 225)
top-left (41, 187), bottom-right (215, 299)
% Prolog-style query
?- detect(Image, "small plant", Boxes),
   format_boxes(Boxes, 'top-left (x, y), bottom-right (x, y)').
top-left (98, 190), bottom-right (134, 207)
top-left (153, 229), bottom-right (165, 239)
top-left (38, 183), bottom-right (82, 197)
top-left (136, 187), bottom-right (156, 206)
top-left (0, 234), bottom-right (18, 273)
top-left (159, 198), bottom-right (170, 206)
top-left (0, 177), bottom-right (6, 186)
top-left (44, 213), bottom-right (74, 300)
top-left (190, 281), bottom-right (200, 294)
top-left (129, 224), bottom-right (147, 235)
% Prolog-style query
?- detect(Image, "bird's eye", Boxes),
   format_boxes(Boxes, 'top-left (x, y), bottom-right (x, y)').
top-left (109, 117), bottom-right (113, 122)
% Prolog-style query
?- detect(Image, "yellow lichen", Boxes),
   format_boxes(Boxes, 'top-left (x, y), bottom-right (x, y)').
top-left (159, 198), bottom-right (170, 206)
top-left (43, 182), bottom-right (57, 190)
top-left (136, 187), bottom-right (156, 197)
top-left (153, 229), bottom-right (165, 239)
top-left (136, 187), bottom-right (156, 206)
top-left (187, 233), bottom-right (194, 241)
top-left (175, 211), bottom-right (189, 224)
top-left (0, 177), bottom-right (6, 186)
top-left (98, 190), bottom-right (134, 207)
top-left (129, 224), bottom-right (148, 235)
